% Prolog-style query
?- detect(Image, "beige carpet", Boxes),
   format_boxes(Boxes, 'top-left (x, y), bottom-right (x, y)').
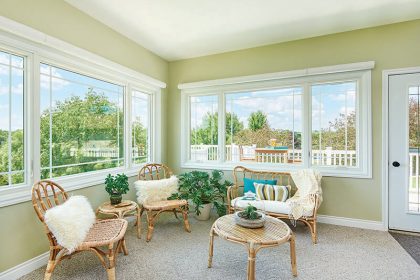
top-left (20, 214), bottom-right (420, 280)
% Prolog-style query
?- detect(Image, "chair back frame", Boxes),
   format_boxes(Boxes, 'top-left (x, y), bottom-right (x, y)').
top-left (32, 180), bottom-right (68, 222)
top-left (138, 163), bottom-right (173, 181)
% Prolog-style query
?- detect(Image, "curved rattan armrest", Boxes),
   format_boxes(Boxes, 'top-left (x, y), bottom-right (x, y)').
top-left (227, 184), bottom-right (242, 212)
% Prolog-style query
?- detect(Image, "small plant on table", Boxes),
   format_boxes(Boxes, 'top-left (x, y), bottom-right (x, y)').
top-left (105, 173), bottom-right (129, 205)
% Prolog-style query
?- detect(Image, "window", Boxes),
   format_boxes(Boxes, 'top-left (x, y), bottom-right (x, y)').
top-left (0, 21), bottom-right (165, 207)
top-left (225, 87), bottom-right (303, 164)
top-left (311, 81), bottom-right (357, 167)
top-left (189, 95), bottom-right (219, 162)
top-left (0, 49), bottom-right (25, 187)
top-left (180, 62), bottom-right (372, 178)
top-left (132, 90), bottom-right (151, 165)
top-left (40, 63), bottom-right (124, 179)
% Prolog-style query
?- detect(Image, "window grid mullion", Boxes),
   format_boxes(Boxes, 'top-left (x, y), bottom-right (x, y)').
top-left (8, 54), bottom-right (12, 185)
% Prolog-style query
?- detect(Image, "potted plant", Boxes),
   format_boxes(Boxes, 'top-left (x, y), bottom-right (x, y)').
top-left (105, 173), bottom-right (129, 205)
top-left (169, 170), bottom-right (231, 220)
top-left (234, 204), bottom-right (266, 228)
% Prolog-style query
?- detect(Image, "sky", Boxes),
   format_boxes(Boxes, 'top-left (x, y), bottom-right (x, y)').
top-left (0, 49), bottom-right (152, 133)
top-left (190, 82), bottom-right (357, 134)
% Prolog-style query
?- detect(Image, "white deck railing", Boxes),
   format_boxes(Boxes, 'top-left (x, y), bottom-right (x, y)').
top-left (70, 147), bottom-right (146, 158)
top-left (190, 144), bottom-right (358, 166)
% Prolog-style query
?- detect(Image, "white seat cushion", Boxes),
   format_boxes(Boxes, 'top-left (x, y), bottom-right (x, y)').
top-left (134, 175), bottom-right (178, 205)
top-left (231, 197), bottom-right (313, 217)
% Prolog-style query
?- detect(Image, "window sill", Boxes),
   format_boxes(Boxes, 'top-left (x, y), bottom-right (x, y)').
top-left (0, 167), bottom-right (141, 208)
top-left (181, 162), bottom-right (372, 179)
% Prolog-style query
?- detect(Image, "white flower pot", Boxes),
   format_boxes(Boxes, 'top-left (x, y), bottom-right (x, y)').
top-left (196, 203), bottom-right (212, 221)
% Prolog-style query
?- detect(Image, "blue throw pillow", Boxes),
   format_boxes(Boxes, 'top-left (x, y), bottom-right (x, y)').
top-left (243, 178), bottom-right (277, 194)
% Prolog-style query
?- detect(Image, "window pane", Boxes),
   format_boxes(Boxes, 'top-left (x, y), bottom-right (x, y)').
top-left (0, 50), bottom-right (25, 187)
top-left (132, 91), bottom-right (150, 165)
top-left (311, 81), bottom-right (357, 167)
top-left (408, 86), bottom-right (420, 212)
top-left (190, 95), bottom-right (218, 162)
top-left (225, 87), bottom-right (303, 164)
top-left (40, 63), bottom-right (124, 179)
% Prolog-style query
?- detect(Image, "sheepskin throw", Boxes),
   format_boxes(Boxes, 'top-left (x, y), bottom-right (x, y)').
top-left (134, 175), bottom-right (178, 205)
top-left (44, 196), bottom-right (95, 253)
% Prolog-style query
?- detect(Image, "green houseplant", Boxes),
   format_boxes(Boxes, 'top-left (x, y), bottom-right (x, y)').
top-left (169, 170), bottom-right (231, 220)
top-left (234, 204), bottom-right (266, 228)
top-left (105, 173), bottom-right (129, 205)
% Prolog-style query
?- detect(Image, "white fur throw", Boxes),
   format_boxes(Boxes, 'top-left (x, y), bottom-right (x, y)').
top-left (44, 195), bottom-right (95, 253)
top-left (134, 175), bottom-right (178, 205)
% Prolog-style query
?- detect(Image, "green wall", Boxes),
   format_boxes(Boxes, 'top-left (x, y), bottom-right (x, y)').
top-left (0, 0), bottom-right (168, 273)
top-left (167, 19), bottom-right (420, 222)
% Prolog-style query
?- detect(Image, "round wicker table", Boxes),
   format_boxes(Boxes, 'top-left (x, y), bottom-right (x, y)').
top-left (97, 200), bottom-right (141, 239)
top-left (208, 214), bottom-right (297, 280)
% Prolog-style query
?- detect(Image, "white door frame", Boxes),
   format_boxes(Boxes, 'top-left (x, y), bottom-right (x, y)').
top-left (382, 66), bottom-right (420, 230)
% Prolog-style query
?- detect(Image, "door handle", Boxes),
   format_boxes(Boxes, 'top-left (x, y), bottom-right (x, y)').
top-left (392, 161), bottom-right (400, 167)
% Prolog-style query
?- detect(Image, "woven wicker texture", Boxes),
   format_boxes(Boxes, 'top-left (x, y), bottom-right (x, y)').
top-left (143, 199), bottom-right (188, 210)
top-left (213, 214), bottom-right (290, 245)
top-left (77, 219), bottom-right (127, 249)
top-left (98, 200), bottom-right (137, 215)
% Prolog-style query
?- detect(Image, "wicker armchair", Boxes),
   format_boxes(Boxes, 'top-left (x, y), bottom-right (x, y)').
top-left (227, 166), bottom-right (320, 244)
top-left (137, 163), bottom-right (191, 242)
top-left (32, 180), bottom-right (128, 280)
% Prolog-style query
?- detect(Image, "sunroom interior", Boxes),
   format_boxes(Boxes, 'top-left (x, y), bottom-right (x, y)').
top-left (1, 0), bottom-right (420, 279)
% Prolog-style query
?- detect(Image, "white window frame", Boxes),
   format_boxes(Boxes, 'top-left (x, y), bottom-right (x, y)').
top-left (0, 17), bottom-right (165, 207)
top-left (180, 62), bottom-right (373, 178)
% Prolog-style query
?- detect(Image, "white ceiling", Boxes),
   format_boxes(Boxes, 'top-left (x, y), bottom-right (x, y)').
top-left (65, 0), bottom-right (420, 61)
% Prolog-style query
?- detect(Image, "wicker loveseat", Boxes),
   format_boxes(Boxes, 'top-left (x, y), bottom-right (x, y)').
top-left (227, 166), bottom-right (320, 244)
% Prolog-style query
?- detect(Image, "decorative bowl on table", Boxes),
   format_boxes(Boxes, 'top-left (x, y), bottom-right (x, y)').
top-left (234, 209), bottom-right (266, 228)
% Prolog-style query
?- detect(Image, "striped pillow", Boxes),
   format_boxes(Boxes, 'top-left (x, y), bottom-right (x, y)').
top-left (253, 183), bottom-right (290, 202)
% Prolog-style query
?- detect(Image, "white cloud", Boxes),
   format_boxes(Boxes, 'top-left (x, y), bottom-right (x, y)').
top-left (0, 113), bottom-right (23, 131)
top-left (40, 68), bottom-right (69, 90)
top-left (0, 83), bottom-right (24, 96)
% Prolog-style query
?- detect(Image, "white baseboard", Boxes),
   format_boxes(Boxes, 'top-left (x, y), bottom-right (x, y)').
top-left (0, 251), bottom-right (49, 280)
top-left (318, 214), bottom-right (386, 231)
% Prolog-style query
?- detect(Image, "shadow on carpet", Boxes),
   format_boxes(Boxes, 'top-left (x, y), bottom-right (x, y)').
top-left (390, 231), bottom-right (420, 265)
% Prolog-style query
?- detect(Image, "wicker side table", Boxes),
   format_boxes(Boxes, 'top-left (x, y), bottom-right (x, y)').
top-left (97, 200), bottom-right (141, 239)
top-left (208, 214), bottom-right (297, 280)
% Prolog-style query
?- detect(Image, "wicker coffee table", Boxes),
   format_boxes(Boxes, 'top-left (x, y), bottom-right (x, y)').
top-left (97, 200), bottom-right (141, 239)
top-left (208, 214), bottom-right (297, 280)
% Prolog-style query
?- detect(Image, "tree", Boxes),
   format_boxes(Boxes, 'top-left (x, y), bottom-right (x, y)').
top-left (312, 111), bottom-right (356, 151)
top-left (39, 89), bottom-right (123, 178)
top-left (191, 112), bottom-right (243, 145)
top-left (226, 112), bottom-right (244, 144)
top-left (248, 111), bottom-right (268, 131)
top-left (409, 97), bottom-right (419, 149)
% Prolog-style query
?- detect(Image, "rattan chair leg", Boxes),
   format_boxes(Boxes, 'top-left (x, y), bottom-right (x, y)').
top-left (106, 244), bottom-right (116, 280)
top-left (44, 249), bottom-right (58, 280)
top-left (146, 210), bottom-right (155, 242)
top-left (121, 238), bottom-right (128, 255)
top-left (208, 228), bottom-right (215, 268)
top-left (173, 209), bottom-right (180, 220)
top-left (44, 261), bottom-right (54, 280)
top-left (138, 207), bottom-right (144, 239)
top-left (289, 234), bottom-right (297, 277)
top-left (182, 209), bottom-right (191, 232)
top-left (306, 220), bottom-right (317, 244)
top-left (247, 246), bottom-right (257, 280)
